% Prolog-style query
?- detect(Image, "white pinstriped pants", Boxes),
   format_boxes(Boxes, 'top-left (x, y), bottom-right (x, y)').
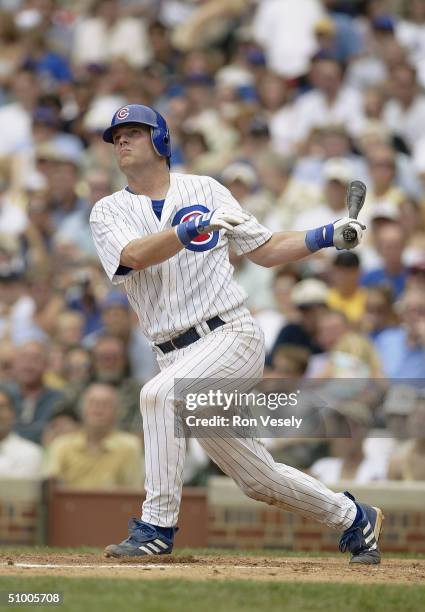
top-left (140, 311), bottom-right (356, 530)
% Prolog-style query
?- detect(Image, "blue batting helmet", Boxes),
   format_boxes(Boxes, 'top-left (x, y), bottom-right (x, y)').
top-left (102, 104), bottom-right (171, 158)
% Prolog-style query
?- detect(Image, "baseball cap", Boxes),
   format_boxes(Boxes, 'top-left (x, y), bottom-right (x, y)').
top-left (314, 17), bottom-right (337, 36)
top-left (323, 158), bottom-right (354, 184)
top-left (383, 385), bottom-right (419, 416)
top-left (328, 401), bottom-right (372, 427)
top-left (221, 163), bottom-right (257, 188)
top-left (372, 16), bottom-right (395, 33)
top-left (291, 279), bottom-right (328, 307)
top-left (370, 202), bottom-right (400, 223)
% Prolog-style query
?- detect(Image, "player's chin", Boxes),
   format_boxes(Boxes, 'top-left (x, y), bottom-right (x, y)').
top-left (118, 156), bottom-right (134, 170)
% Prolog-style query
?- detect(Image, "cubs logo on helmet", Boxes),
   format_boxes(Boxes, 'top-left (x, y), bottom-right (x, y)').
top-left (116, 106), bottom-right (130, 120)
top-left (172, 205), bottom-right (219, 252)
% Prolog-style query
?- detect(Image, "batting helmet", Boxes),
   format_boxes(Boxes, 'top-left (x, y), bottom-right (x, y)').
top-left (102, 104), bottom-right (171, 158)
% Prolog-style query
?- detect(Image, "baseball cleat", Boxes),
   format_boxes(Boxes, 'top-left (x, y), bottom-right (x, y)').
top-left (104, 518), bottom-right (176, 558)
top-left (339, 492), bottom-right (384, 565)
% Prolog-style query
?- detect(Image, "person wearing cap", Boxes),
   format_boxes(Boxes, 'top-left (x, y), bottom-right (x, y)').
top-left (292, 157), bottom-right (355, 232)
top-left (327, 251), bottom-right (367, 324)
top-left (267, 279), bottom-right (328, 366)
top-left (309, 402), bottom-right (387, 485)
top-left (83, 290), bottom-right (158, 385)
top-left (0, 385), bottom-right (43, 478)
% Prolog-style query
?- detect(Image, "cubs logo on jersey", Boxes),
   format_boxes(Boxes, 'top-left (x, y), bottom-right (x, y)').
top-left (172, 205), bottom-right (219, 252)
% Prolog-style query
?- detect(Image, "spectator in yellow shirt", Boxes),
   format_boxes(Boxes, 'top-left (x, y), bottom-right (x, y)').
top-left (46, 382), bottom-right (143, 489)
top-left (327, 251), bottom-right (367, 324)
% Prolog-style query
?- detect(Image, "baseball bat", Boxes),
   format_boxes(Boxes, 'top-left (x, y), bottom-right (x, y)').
top-left (342, 180), bottom-right (367, 243)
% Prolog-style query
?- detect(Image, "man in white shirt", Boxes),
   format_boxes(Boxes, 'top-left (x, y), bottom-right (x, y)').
top-left (310, 403), bottom-right (387, 485)
top-left (252, 0), bottom-right (324, 78)
top-left (383, 63), bottom-right (425, 151)
top-left (292, 54), bottom-right (364, 146)
top-left (0, 386), bottom-right (43, 478)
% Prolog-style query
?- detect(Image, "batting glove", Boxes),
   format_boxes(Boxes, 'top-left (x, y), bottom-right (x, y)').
top-left (176, 207), bottom-right (250, 246)
top-left (305, 217), bottom-right (366, 252)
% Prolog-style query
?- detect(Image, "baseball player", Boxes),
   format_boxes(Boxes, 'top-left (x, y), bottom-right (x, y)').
top-left (90, 104), bottom-right (383, 564)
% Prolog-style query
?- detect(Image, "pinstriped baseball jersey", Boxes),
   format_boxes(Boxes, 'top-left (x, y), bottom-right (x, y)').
top-left (90, 172), bottom-right (272, 343)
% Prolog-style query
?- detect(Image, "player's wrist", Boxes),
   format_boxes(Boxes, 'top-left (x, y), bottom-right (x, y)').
top-left (305, 224), bottom-right (334, 253)
top-left (176, 219), bottom-right (200, 246)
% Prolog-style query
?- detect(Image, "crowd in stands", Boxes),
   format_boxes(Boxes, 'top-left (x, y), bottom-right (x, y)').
top-left (0, 0), bottom-right (425, 489)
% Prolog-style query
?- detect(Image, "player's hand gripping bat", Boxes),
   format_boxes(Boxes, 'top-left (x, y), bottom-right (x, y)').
top-left (342, 180), bottom-right (367, 244)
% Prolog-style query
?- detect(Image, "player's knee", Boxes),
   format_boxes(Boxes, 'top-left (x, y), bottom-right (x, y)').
top-left (139, 377), bottom-right (172, 409)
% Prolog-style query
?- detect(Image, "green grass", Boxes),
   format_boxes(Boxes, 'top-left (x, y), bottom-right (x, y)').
top-left (0, 577), bottom-right (423, 612)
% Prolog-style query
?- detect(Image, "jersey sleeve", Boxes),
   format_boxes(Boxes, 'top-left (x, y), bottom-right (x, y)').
top-left (90, 198), bottom-right (140, 285)
top-left (210, 178), bottom-right (273, 255)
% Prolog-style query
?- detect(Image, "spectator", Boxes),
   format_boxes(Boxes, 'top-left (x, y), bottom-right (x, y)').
top-left (62, 347), bottom-right (93, 392)
top-left (361, 285), bottom-right (399, 341)
top-left (271, 345), bottom-right (311, 380)
top-left (361, 221), bottom-right (409, 299)
top-left (290, 54), bottom-right (364, 146)
top-left (72, 0), bottom-right (152, 69)
top-left (396, 0), bottom-right (425, 87)
top-left (267, 279), bottom-right (328, 365)
top-left (0, 69), bottom-right (39, 156)
top-left (54, 311), bottom-right (85, 350)
top-left (312, 309), bottom-right (382, 378)
top-left (0, 385), bottom-right (43, 478)
top-left (46, 383), bottom-right (144, 489)
top-left (387, 392), bottom-right (425, 480)
top-left (363, 144), bottom-right (406, 220)
top-left (292, 157), bottom-right (355, 231)
top-left (55, 169), bottom-right (113, 258)
top-left (327, 252), bottom-right (367, 324)
top-left (382, 384), bottom-right (419, 449)
top-left (85, 291), bottom-right (158, 384)
top-left (9, 340), bottom-right (64, 444)
top-left (310, 402), bottom-right (387, 484)
top-left (42, 404), bottom-right (81, 448)
top-left (383, 63), bottom-right (425, 151)
top-left (252, 0), bottom-right (325, 78)
top-left (37, 146), bottom-right (87, 229)
top-left (92, 335), bottom-right (141, 432)
top-left (374, 286), bottom-right (425, 378)
top-left (0, 160), bottom-right (28, 237)
top-left (254, 265), bottom-right (300, 353)
top-left (0, 340), bottom-right (14, 384)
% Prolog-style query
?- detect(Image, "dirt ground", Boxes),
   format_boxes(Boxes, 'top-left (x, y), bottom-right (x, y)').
top-left (0, 552), bottom-right (424, 584)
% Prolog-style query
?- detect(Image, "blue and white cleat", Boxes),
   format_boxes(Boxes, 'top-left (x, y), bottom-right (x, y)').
top-left (104, 518), bottom-right (176, 558)
top-left (339, 492), bottom-right (384, 565)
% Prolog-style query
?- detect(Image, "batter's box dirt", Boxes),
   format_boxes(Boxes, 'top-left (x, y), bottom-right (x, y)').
top-left (0, 553), bottom-right (424, 585)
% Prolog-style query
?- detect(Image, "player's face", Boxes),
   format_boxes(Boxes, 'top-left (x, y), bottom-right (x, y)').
top-left (112, 124), bottom-right (157, 171)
